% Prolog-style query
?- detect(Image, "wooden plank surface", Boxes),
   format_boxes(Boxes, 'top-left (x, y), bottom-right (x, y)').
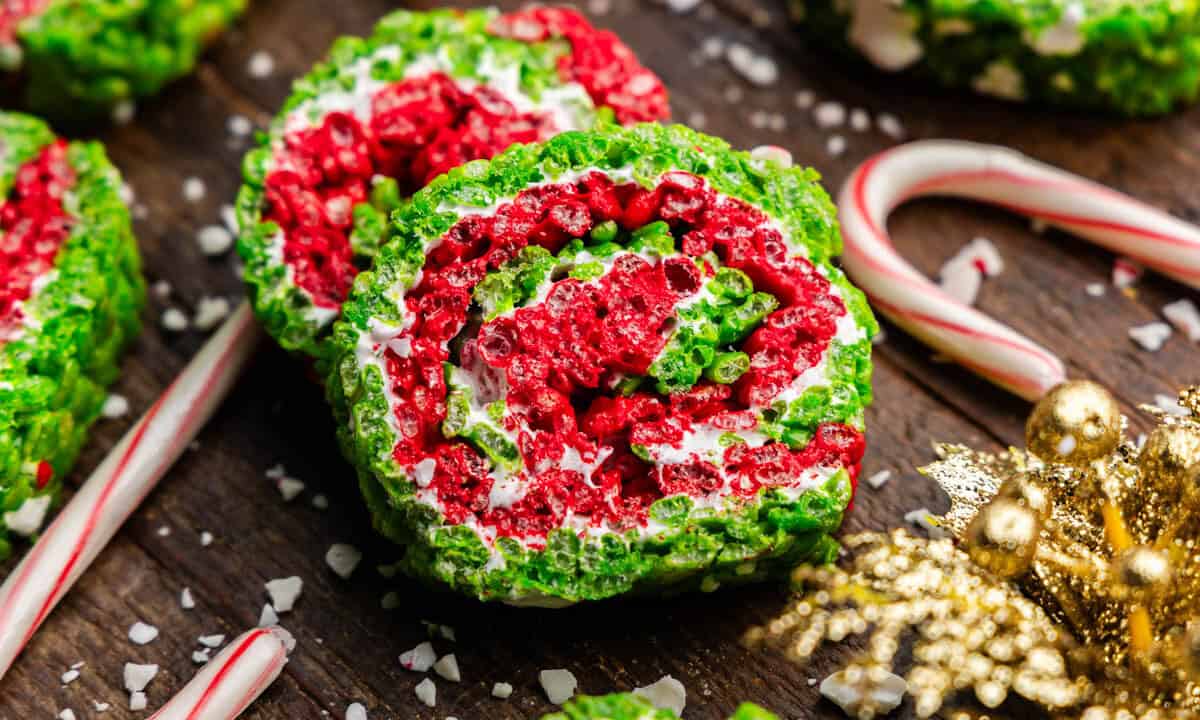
top-left (3, 0), bottom-right (1199, 717)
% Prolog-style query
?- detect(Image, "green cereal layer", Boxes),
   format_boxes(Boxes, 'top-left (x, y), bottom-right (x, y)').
top-left (540, 694), bottom-right (779, 720)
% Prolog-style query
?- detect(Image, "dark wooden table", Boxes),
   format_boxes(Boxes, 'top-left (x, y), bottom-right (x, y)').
top-left (3, 0), bottom-right (1198, 718)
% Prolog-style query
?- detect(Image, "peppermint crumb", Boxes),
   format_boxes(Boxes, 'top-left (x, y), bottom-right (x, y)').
top-left (808, 678), bottom-right (818, 686)
top-left (133, 204), bottom-right (149, 220)
top-left (767, 113), bottom-right (786, 132)
top-left (750, 145), bottom-right (793, 168)
top-left (193, 296), bottom-right (231, 331)
top-left (492, 682), bottom-right (514, 699)
top-left (197, 225), bottom-right (234, 256)
top-left (686, 111), bottom-right (707, 129)
top-left (151, 280), bottom-right (171, 299)
top-left (723, 85), bottom-right (743, 104)
top-left (433, 654), bottom-right (461, 682)
top-left (123, 662), bottom-right (158, 693)
top-left (59, 711), bottom-right (76, 720)
top-left (701, 37), bottom-right (724, 59)
top-left (265, 576), bottom-right (303, 612)
top-left (813, 101), bottom-right (846, 129)
top-left (1156, 394), bottom-right (1189, 416)
top-left (311, 494), bottom-right (329, 510)
top-left (876, 112), bottom-right (905, 139)
top-left (414, 678), bottom-right (437, 707)
top-left (180, 587), bottom-right (195, 610)
top-left (128, 622), bottom-right (159, 645)
top-left (1085, 282), bottom-right (1106, 297)
top-left (156, 525), bottom-right (171, 537)
top-left (587, 0), bottom-right (612, 15)
top-left (748, 110), bottom-right (769, 129)
top-left (227, 114), bottom-right (253, 138)
top-left (71, 662), bottom-right (84, 670)
top-left (1113, 257), bottom-right (1143, 288)
top-left (540, 669), bottom-right (578, 705)
top-left (258, 603), bottom-right (279, 627)
top-left (220, 204), bottom-right (239, 234)
top-left (938, 258), bottom-right (982, 305)
top-left (119, 183), bottom-right (135, 206)
top-left (826, 135), bottom-right (847, 157)
top-left (101, 394), bottom-right (129, 419)
top-left (665, 0), bottom-right (702, 13)
top-left (267, 464), bottom-right (305, 501)
top-left (5, 495), bottom-right (50, 536)
top-left (182, 177), bottom-right (207, 203)
top-left (904, 508), bottom-right (945, 538)
top-left (112, 101), bottom-right (136, 126)
top-left (198, 634), bottom-right (225, 648)
top-left (346, 703), bottom-right (368, 720)
top-left (381, 592), bottom-right (400, 610)
top-left (93, 702), bottom-right (110, 712)
top-left (794, 89), bottom-right (816, 109)
top-left (423, 621), bottom-right (456, 642)
top-left (193, 649), bottom-right (211, 664)
top-left (200, 531), bottom-right (214, 547)
top-left (849, 108), bottom-right (871, 132)
top-left (325, 543), bottom-right (363, 579)
top-left (61, 669), bottom-right (80, 685)
top-left (1129, 321), bottom-right (1172, 352)
top-left (161, 307), bottom-right (188, 332)
top-left (400, 642), bottom-right (437, 672)
top-left (247, 50), bottom-right (275, 78)
top-left (866, 470), bottom-right (891, 489)
top-left (821, 668), bottom-right (905, 716)
top-left (129, 693), bottom-right (147, 711)
top-left (633, 675), bottom-right (687, 715)
top-left (1163, 299), bottom-right (1200, 342)
top-left (725, 43), bottom-right (778, 86)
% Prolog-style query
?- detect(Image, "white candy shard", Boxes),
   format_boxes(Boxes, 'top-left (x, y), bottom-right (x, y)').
top-left (1163, 299), bottom-right (1200, 342)
top-left (61, 669), bottom-right (80, 684)
top-left (325, 544), bottom-right (363, 579)
top-left (865, 470), bottom-right (891, 489)
top-left (162, 307), bottom-right (188, 331)
top-left (180, 587), bottom-right (195, 610)
top-left (400, 642), bottom-right (437, 672)
top-left (346, 702), bottom-right (368, 720)
top-left (820, 668), bottom-right (907, 716)
top-left (433, 654), bottom-right (461, 682)
top-left (197, 225), bottom-right (234, 256)
top-left (129, 692), bottom-right (147, 711)
top-left (258, 603), bottom-right (279, 627)
top-left (102, 394), bottom-right (130, 419)
top-left (492, 682), bottom-right (514, 699)
top-left (1113, 257), bottom-right (1143, 288)
top-left (198, 634), bottom-right (225, 648)
top-left (128, 622), bottom-right (159, 645)
top-left (1129, 321), bottom-right (1172, 352)
top-left (194, 296), bottom-right (231, 331)
top-left (539, 668), bottom-right (578, 705)
top-left (265, 576), bottom-right (303, 612)
top-left (4, 495), bottom-right (51, 537)
top-left (847, 0), bottom-right (923, 71)
top-left (633, 675), bottom-right (687, 715)
top-left (123, 662), bottom-right (159, 692)
top-left (903, 508), bottom-right (945, 538)
top-left (414, 678), bottom-right (437, 707)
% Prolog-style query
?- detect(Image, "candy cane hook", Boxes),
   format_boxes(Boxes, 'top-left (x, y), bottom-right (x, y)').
top-left (839, 140), bottom-right (1200, 401)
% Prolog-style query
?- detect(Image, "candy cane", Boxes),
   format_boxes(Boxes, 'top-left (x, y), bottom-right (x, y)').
top-left (0, 303), bottom-right (260, 678)
top-left (839, 140), bottom-right (1200, 400)
top-left (149, 626), bottom-right (294, 720)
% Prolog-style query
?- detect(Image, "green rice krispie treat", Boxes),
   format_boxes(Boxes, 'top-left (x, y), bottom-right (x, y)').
top-left (330, 123), bottom-right (876, 605)
top-left (791, 0), bottom-right (1200, 115)
top-left (236, 6), bottom-right (669, 365)
top-left (0, 111), bottom-right (144, 557)
top-left (0, 0), bottom-right (247, 118)
top-left (540, 694), bottom-right (778, 720)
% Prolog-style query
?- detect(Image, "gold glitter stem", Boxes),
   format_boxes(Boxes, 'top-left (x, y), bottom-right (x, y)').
top-left (1129, 606), bottom-right (1153, 655)
top-left (1101, 501), bottom-right (1132, 552)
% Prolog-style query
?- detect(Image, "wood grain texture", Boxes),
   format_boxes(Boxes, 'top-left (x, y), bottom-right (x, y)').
top-left (2, 0), bottom-right (1198, 717)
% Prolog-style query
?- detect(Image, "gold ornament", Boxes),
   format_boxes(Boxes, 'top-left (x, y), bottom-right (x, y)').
top-left (747, 385), bottom-right (1200, 719)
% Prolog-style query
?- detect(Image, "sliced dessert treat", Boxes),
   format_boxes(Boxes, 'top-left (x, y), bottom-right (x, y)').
top-left (236, 7), bottom-right (669, 363)
top-left (792, 0), bottom-right (1200, 115)
top-left (0, 111), bottom-right (144, 557)
top-left (0, 0), bottom-right (247, 118)
top-left (540, 694), bottom-right (778, 719)
top-left (330, 124), bottom-right (877, 605)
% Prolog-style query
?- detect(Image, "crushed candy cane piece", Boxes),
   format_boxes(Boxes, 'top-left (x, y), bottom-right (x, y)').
top-left (180, 587), bottom-right (195, 610)
top-left (1156, 394), bottom-right (1189, 416)
top-left (194, 296), bottom-right (231, 331)
top-left (247, 50), bottom-right (275, 78)
top-left (197, 225), bottom-right (234, 256)
top-left (813, 101), bottom-right (846, 128)
top-left (414, 678), bottom-right (437, 707)
top-left (400, 642), bottom-right (437, 672)
top-left (633, 675), bottom-right (687, 715)
top-left (4, 495), bottom-right (51, 536)
top-left (903, 508), bottom-right (945, 538)
top-left (1163, 299), bottom-right (1200, 342)
top-left (182, 177), bottom-right (206, 203)
top-left (725, 43), bottom-right (778, 85)
top-left (101, 394), bottom-right (129, 419)
top-left (129, 692), bottom-right (147, 711)
top-left (1085, 282), bottom-right (1106, 297)
top-left (325, 544), bottom-right (363, 579)
top-left (161, 307), bottom-right (188, 331)
top-left (265, 576), bottom-right (303, 612)
top-left (128, 622), bottom-right (159, 645)
top-left (493, 682), bottom-right (514, 699)
top-left (123, 662), bottom-right (158, 693)
top-left (61, 669), bottom-right (80, 684)
top-left (1113, 257), bottom-right (1143, 288)
top-left (820, 667), bottom-right (906, 716)
top-left (433, 654), bottom-right (461, 682)
top-left (540, 668), bottom-right (578, 705)
top-left (198, 634), bottom-right (225, 648)
top-left (258, 603), bottom-right (279, 627)
top-left (346, 702), bottom-right (367, 720)
top-left (1129, 321), bottom-right (1172, 351)
top-left (865, 470), bottom-right (891, 489)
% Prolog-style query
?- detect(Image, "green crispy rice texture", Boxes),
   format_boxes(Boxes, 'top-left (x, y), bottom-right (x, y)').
top-left (0, 112), bottom-right (144, 558)
top-left (540, 694), bottom-right (779, 720)
top-left (16, 0), bottom-right (247, 119)
top-left (328, 123), bottom-right (877, 605)
top-left (792, 0), bottom-right (1200, 116)
top-left (236, 7), bottom-right (607, 365)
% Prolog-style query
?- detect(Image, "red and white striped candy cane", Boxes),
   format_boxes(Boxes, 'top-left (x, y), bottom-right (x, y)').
top-left (0, 303), bottom-right (260, 677)
top-left (149, 626), bottom-right (293, 720)
top-left (839, 140), bottom-right (1200, 400)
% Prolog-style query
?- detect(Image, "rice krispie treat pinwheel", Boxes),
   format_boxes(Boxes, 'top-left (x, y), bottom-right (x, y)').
top-left (236, 7), bottom-right (669, 364)
top-left (0, 111), bottom-right (144, 557)
top-left (792, 0), bottom-right (1200, 115)
top-left (0, 0), bottom-right (247, 119)
top-left (541, 694), bottom-right (778, 719)
top-left (330, 124), bottom-right (877, 606)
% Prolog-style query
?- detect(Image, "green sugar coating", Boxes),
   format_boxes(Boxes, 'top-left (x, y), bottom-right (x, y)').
top-left (14, 0), bottom-right (247, 119)
top-left (539, 694), bottom-right (779, 720)
top-left (236, 7), bottom-right (605, 365)
top-left (328, 123), bottom-right (877, 605)
top-left (0, 112), bottom-right (144, 558)
top-left (792, 0), bottom-right (1200, 115)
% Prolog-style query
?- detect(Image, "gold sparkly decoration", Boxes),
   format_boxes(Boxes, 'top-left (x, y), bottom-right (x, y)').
top-left (746, 384), bottom-right (1200, 719)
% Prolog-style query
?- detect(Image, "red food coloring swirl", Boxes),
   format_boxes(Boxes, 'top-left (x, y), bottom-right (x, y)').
top-left (0, 0), bottom-right (50, 49)
top-left (489, 7), bottom-right (671, 124)
top-left (374, 170), bottom-right (863, 545)
top-left (1, 140), bottom-right (76, 342)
